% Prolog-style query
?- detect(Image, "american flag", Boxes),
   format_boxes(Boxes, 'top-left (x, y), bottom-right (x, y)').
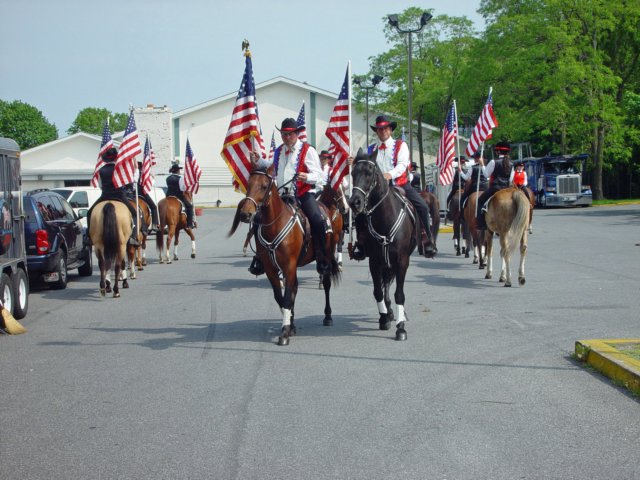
top-left (325, 66), bottom-right (350, 191)
top-left (267, 131), bottom-right (276, 162)
top-left (220, 53), bottom-right (265, 193)
top-left (465, 90), bottom-right (498, 157)
top-left (140, 136), bottom-right (155, 195)
top-left (113, 111), bottom-right (142, 188)
top-left (296, 101), bottom-right (307, 142)
top-left (184, 138), bottom-right (202, 194)
top-left (91, 120), bottom-right (113, 187)
top-left (436, 103), bottom-right (457, 185)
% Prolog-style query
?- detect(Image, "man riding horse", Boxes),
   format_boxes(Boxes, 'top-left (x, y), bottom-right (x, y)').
top-left (348, 115), bottom-right (437, 260)
top-left (86, 147), bottom-right (139, 246)
top-left (249, 117), bottom-right (330, 276)
top-left (476, 142), bottom-right (513, 230)
top-left (165, 163), bottom-right (195, 230)
top-left (445, 156), bottom-right (471, 220)
top-left (136, 160), bottom-right (160, 232)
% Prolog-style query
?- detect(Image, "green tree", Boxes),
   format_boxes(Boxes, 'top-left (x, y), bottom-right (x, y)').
top-left (67, 107), bottom-right (128, 135)
top-left (0, 100), bottom-right (58, 150)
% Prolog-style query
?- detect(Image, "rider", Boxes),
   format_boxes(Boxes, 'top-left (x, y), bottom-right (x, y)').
top-left (86, 147), bottom-right (139, 246)
top-left (347, 114), bottom-right (437, 260)
top-left (510, 159), bottom-right (528, 190)
top-left (249, 117), bottom-right (329, 276)
top-left (136, 160), bottom-right (160, 232)
top-left (445, 156), bottom-right (471, 219)
top-left (166, 163), bottom-right (195, 229)
top-left (459, 150), bottom-right (489, 210)
top-left (475, 142), bottom-right (513, 230)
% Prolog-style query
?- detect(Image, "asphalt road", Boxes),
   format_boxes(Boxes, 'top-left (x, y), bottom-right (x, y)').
top-left (1, 204), bottom-right (639, 480)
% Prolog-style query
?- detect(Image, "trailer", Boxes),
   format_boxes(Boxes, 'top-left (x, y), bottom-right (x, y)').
top-left (0, 137), bottom-right (29, 320)
top-left (523, 153), bottom-right (592, 208)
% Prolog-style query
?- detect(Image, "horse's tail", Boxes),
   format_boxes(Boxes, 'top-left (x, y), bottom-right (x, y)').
top-left (427, 194), bottom-right (440, 242)
top-left (228, 199), bottom-right (245, 237)
top-left (156, 222), bottom-right (164, 253)
top-left (102, 203), bottom-right (119, 271)
top-left (506, 190), bottom-right (530, 251)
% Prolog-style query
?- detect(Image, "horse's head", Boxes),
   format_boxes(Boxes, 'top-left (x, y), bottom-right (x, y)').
top-left (239, 166), bottom-right (275, 223)
top-left (349, 148), bottom-right (379, 214)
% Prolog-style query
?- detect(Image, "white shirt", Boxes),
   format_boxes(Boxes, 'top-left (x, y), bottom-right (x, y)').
top-left (374, 138), bottom-right (409, 182)
top-left (257, 140), bottom-right (323, 193)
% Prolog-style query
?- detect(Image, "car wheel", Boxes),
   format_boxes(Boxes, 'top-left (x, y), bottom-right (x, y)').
top-left (0, 272), bottom-right (14, 315)
top-left (78, 246), bottom-right (93, 277)
top-left (50, 253), bottom-right (68, 290)
top-left (11, 268), bottom-right (28, 319)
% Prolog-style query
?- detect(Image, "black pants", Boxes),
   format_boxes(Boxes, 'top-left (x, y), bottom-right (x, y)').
top-left (446, 186), bottom-right (461, 209)
top-left (299, 192), bottom-right (326, 255)
top-left (87, 191), bottom-right (138, 238)
top-left (460, 182), bottom-right (488, 210)
top-left (174, 193), bottom-right (194, 227)
top-left (475, 184), bottom-right (508, 219)
top-left (139, 193), bottom-right (159, 225)
top-left (401, 183), bottom-right (433, 241)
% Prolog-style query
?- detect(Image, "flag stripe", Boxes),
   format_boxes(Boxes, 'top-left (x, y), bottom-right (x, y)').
top-left (113, 111), bottom-right (141, 188)
top-left (326, 68), bottom-right (350, 190)
top-left (465, 91), bottom-right (498, 157)
top-left (436, 104), bottom-right (457, 186)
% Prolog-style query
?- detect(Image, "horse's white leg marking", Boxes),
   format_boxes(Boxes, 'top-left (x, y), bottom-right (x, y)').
top-left (396, 304), bottom-right (406, 325)
top-left (282, 308), bottom-right (292, 327)
top-left (191, 240), bottom-right (196, 255)
top-left (377, 300), bottom-right (388, 314)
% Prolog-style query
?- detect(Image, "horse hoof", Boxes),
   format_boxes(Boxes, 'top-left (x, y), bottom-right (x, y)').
top-left (191, 253), bottom-right (196, 259)
top-left (456, 251), bottom-right (461, 256)
top-left (123, 281), bottom-right (129, 289)
top-left (465, 252), bottom-right (470, 258)
top-left (379, 314), bottom-right (391, 331)
top-left (504, 282), bottom-right (512, 287)
top-left (138, 266), bottom-right (144, 271)
top-left (479, 265), bottom-right (485, 270)
top-left (323, 317), bottom-right (333, 326)
top-left (142, 259), bottom-right (147, 266)
top-left (113, 292), bottom-right (121, 298)
top-left (277, 336), bottom-right (290, 346)
top-left (473, 259), bottom-right (478, 264)
top-left (519, 277), bottom-right (526, 285)
top-left (105, 286), bottom-right (112, 294)
top-left (485, 273), bottom-right (491, 280)
top-left (167, 260), bottom-right (172, 265)
top-left (99, 288), bottom-right (106, 297)
top-left (395, 328), bottom-right (407, 341)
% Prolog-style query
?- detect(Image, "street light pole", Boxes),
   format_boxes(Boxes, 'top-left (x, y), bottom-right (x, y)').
top-left (388, 12), bottom-right (432, 186)
top-left (353, 75), bottom-right (384, 147)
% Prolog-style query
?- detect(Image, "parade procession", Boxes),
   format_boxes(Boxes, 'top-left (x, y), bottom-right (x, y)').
top-left (2, 3), bottom-right (639, 480)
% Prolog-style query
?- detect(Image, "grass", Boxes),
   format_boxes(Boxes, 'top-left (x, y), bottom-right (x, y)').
top-left (593, 198), bottom-right (640, 206)
top-left (611, 342), bottom-right (640, 362)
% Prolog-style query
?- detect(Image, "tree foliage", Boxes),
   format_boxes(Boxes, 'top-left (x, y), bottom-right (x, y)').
top-left (0, 100), bottom-right (58, 150)
top-left (67, 107), bottom-right (128, 136)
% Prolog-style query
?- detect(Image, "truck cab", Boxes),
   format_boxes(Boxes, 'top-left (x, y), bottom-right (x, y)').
top-left (524, 154), bottom-right (592, 207)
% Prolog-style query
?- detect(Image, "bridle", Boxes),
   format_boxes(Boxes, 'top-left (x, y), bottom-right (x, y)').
top-left (243, 170), bottom-right (276, 211)
top-left (351, 159), bottom-right (389, 216)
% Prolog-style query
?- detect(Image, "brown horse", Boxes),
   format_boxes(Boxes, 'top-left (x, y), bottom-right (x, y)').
top-left (449, 190), bottom-right (471, 257)
top-left (128, 197), bottom-right (152, 270)
top-left (484, 187), bottom-right (530, 287)
top-left (156, 192), bottom-right (196, 263)
top-left (228, 167), bottom-right (342, 346)
top-left (417, 190), bottom-right (439, 257)
top-left (463, 190), bottom-right (487, 267)
top-left (89, 201), bottom-right (132, 297)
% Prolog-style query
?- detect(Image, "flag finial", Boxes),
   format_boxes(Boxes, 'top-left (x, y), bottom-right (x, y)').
top-left (242, 39), bottom-right (251, 57)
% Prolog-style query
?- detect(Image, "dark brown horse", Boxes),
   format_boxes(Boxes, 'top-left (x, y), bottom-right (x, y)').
top-left (448, 189), bottom-right (471, 257)
top-left (228, 167), bottom-right (342, 346)
top-left (484, 187), bottom-right (530, 286)
top-left (128, 197), bottom-right (152, 270)
top-left (463, 190), bottom-right (487, 268)
top-left (156, 192), bottom-right (196, 263)
top-left (349, 149), bottom-right (416, 341)
top-left (417, 190), bottom-right (439, 257)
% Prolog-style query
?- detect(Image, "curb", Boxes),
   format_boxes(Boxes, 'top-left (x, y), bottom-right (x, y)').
top-left (575, 339), bottom-right (640, 395)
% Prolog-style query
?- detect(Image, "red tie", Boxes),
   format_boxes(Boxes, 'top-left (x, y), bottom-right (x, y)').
top-left (285, 149), bottom-right (292, 155)
top-left (379, 144), bottom-right (386, 150)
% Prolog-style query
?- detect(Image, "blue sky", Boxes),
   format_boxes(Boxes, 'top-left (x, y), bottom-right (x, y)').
top-left (0, 0), bottom-right (483, 135)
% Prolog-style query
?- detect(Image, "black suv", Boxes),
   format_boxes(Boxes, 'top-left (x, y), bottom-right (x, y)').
top-left (23, 189), bottom-right (92, 289)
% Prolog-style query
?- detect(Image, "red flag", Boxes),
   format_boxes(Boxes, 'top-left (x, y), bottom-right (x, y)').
top-left (220, 53), bottom-right (265, 193)
top-left (465, 90), bottom-right (498, 157)
top-left (436, 104), bottom-right (457, 185)
top-left (296, 102), bottom-right (307, 143)
top-left (267, 132), bottom-right (276, 162)
top-left (140, 136), bottom-right (155, 195)
top-left (91, 120), bottom-right (113, 187)
top-left (184, 138), bottom-right (202, 194)
top-left (325, 66), bottom-right (350, 191)
top-left (113, 111), bottom-right (141, 188)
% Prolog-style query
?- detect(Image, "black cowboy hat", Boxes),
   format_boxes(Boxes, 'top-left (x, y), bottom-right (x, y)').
top-left (494, 141), bottom-right (511, 153)
top-left (169, 163), bottom-right (182, 174)
top-left (319, 150), bottom-right (332, 159)
top-left (455, 156), bottom-right (467, 163)
top-left (370, 115), bottom-right (397, 132)
top-left (514, 159), bottom-right (525, 166)
top-left (102, 147), bottom-right (118, 162)
top-left (276, 117), bottom-right (305, 133)
top-left (471, 151), bottom-right (482, 159)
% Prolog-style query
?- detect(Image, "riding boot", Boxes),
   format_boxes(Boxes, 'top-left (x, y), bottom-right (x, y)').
top-left (249, 255), bottom-right (265, 276)
top-left (350, 215), bottom-right (367, 261)
top-left (128, 220), bottom-right (139, 246)
top-left (421, 214), bottom-right (437, 259)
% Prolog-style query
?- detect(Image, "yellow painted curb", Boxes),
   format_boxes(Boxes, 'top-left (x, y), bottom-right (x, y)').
top-left (575, 339), bottom-right (640, 395)
top-left (439, 225), bottom-right (453, 233)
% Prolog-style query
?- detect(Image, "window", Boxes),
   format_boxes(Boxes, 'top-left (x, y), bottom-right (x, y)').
top-left (69, 191), bottom-right (88, 208)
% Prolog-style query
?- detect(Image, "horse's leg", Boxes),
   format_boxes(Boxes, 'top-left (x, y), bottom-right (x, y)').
top-left (121, 259), bottom-right (129, 289)
top-left (393, 259), bottom-right (410, 341)
top-left (485, 231), bottom-right (493, 280)
top-left (277, 267), bottom-right (297, 346)
top-left (97, 252), bottom-right (106, 296)
top-left (173, 229), bottom-right (180, 261)
top-left (518, 230), bottom-right (528, 286)
top-left (322, 272), bottom-right (333, 326)
top-left (453, 217), bottom-right (461, 256)
top-left (165, 226), bottom-right (174, 263)
top-left (126, 245), bottom-right (136, 280)
top-left (479, 230), bottom-right (487, 269)
top-left (369, 262), bottom-right (390, 330)
top-left (499, 233), bottom-right (511, 286)
top-left (113, 261), bottom-right (121, 298)
top-left (186, 228), bottom-right (196, 259)
top-left (243, 229), bottom-right (252, 256)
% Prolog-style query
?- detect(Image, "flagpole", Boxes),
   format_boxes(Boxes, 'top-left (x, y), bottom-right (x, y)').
top-left (454, 100), bottom-right (461, 212)
top-left (475, 86), bottom-right (492, 215)
top-left (347, 60), bottom-right (353, 246)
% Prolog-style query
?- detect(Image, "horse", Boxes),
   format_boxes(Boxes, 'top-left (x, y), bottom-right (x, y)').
top-left (128, 196), bottom-right (152, 270)
top-left (417, 189), bottom-right (439, 257)
top-left (228, 166), bottom-right (342, 346)
top-left (448, 189), bottom-right (471, 257)
top-left (156, 192), bottom-right (196, 263)
top-left (462, 190), bottom-right (487, 268)
top-left (483, 187), bottom-right (530, 287)
top-left (89, 201), bottom-right (132, 297)
top-left (348, 149), bottom-right (416, 341)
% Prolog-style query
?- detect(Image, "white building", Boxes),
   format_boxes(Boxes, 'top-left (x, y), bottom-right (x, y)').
top-left (22, 77), bottom-right (453, 206)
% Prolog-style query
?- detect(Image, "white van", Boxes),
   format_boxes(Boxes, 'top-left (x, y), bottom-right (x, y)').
top-left (52, 186), bottom-right (166, 227)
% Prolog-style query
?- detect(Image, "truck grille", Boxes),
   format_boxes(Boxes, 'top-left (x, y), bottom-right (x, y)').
top-left (557, 175), bottom-right (580, 195)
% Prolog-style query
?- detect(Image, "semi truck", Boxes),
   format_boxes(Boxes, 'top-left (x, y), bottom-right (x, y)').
top-left (0, 137), bottom-right (29, 321)
top-left (523, 153), bottom-right (592, 208)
